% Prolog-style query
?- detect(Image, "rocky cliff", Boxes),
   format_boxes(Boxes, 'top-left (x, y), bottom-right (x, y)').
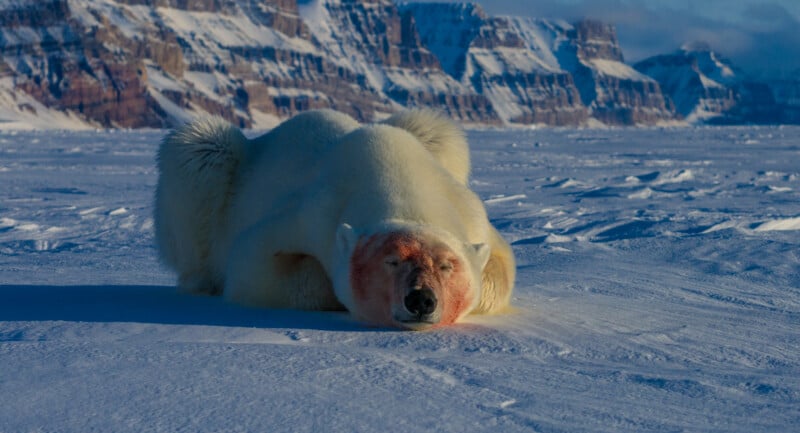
top-left (0, 0), bottom-right (163, 128)
top-left (0, 0), bottom-right (790, 128)
top-left (300, 0), bottom-right (500, 124)
top-left (634, 44), bottom-right (796, 124)
top-left (397, 5), bottom-right (676, 126)
top-left (556, 20), bottom-right (675, 125)
top-left (402, 3), bottom-right (588, 126)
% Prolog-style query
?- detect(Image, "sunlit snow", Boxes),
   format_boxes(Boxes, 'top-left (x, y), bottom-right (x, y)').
top-left (1, 126), bottom-right (798, 432)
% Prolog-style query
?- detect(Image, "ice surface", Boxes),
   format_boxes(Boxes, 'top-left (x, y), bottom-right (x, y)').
top-left (1, 126), bottom-right (799, 432)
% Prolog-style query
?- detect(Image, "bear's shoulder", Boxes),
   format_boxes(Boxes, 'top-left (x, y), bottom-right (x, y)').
top-left (248, 109), bottom-right (361, 161)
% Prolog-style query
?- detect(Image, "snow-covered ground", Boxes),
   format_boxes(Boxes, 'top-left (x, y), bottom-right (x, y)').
top-left (1, 126), bottom-right (798, 432)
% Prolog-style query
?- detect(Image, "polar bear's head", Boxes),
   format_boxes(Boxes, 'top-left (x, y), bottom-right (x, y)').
top-left (337, 223), bottom-right (489, 330)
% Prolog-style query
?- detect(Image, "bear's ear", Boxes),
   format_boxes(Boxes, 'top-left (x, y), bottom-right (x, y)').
top-left (336, 223), bottom-right (358, 256)
top-left (470, 243), bottom-right (491, 269)
top-left (380, 109), bottom-right (470, 184)
top-left (381, 109), bottom-right (464, 151)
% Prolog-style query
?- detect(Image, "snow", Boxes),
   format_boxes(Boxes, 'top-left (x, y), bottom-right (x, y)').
top-left (157, 8), bottom-right (313, 52)
top-left (182, 71), bottom-right (233, 104)
top-left (400, 2), bottom-right (484, 79)
top-left (685, 104), bottom-right (724, 124)
top-left (147, 88), bottom-right (197, 126)
top-left (688, 49), bottom-right (737, 87)
top-left (504, 17), bottom-right (570, 72)
top-left (0, 78), bottom-right (94, 130)
top-left (297, 0), bottom-right (386, 93)
top-left (479, 83), bottom-right (524, 123)
top-left (384, 68), bottom-right (469, 95)
top-left (470, 47), bottom-right (557, 76)
top-left (145, 64), bottom-right (186, 93)
top-left (588, 59), bottom-right (653, 81)
top-left (1, 126), bottom-right (799, 432)
top-left (698, 73), bottom-right (725, 89)
top-left (755, 217), bottom-right (800, 232)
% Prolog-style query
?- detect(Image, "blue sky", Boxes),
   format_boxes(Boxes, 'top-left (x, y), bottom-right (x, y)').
top-left (403, 0), bottom-right (800, 77)
top-left (473, 0), bottom-right (800, 24)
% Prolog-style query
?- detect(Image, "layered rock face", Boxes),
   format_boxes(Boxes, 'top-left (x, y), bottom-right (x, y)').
top-left (403, 3), bottom-right (588, 126)
top-left (1, 0), bottom-right (163, 127)
top-left (395, 7), bottom-right (677, 125)
top-left (0, 0), bottom-right (372, 127)
top-left (8, 0), bottom-right (789, 128)
top-left (555, 20), bottom-right (675, 125)
top-left (301, 0), bottom-right (500, 124)
top-left (133, 0), bottom-right (392, 126)
top-left (1, 0), bottom-right (506, 127)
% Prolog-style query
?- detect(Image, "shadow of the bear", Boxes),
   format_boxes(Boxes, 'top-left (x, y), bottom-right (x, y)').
top-left (0, 284), bottom-right (370, 332)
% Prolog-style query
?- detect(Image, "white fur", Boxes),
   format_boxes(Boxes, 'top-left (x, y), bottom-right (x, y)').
top-left (154, 116), bottom-right (246, 293)
top-left (381, 109), bottom-right (471, 185)
top-left (154, 109), bottom-right (515, 316)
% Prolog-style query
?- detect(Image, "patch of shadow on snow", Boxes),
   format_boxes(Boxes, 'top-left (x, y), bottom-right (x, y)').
top-left (0, 285), bottom-right (370, 332)
top-left (738, 382), bottom-right (797, 402)
top-left (575, 187), bottom-right (623, 199)
top-left (635, 171), bottom-right (661, 182)
top-left (627, 374), bottom-right (708, 398)
top-left (511, 235), bottom-right (548, 245)
top-left (592, 220), bottom-right (658, 242)
top-left (31, 187), bottom-right (87, 195)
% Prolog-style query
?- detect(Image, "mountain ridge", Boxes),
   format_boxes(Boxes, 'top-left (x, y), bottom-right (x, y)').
top-left (0, 0), bottom-right (795, 129)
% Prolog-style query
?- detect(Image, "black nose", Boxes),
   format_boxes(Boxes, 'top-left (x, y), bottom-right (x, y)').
top-left (404, 288), bottom-right (437, 316)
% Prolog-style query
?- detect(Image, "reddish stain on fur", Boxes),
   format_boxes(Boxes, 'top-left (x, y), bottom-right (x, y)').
top-left (350, 231), bottom-right (473, 328)
top-left (350, 233), bottom-right (395, 326)
top-left (438, 267), bottom-right (472, 326)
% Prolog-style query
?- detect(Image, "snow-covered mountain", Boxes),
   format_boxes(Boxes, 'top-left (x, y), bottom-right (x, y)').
top-left (552, 19), bottom-right (674, 125)
top-left (402, 3), bottom-right (587, 126)
top-left (0, 0), bottom-right (793, 128)
top-left (0, 0), bottom-right (492, 128)
top-left (634, 43), bottom-right (795, 124)
top-left (401, 5), bottom-right (677, 126)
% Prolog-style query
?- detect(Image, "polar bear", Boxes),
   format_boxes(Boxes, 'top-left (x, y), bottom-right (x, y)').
top-left (155, 109), bottom-right (515, 329)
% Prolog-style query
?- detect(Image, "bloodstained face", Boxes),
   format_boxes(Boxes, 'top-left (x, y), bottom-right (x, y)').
top-left (349, 231), bottom-right (474, 330)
